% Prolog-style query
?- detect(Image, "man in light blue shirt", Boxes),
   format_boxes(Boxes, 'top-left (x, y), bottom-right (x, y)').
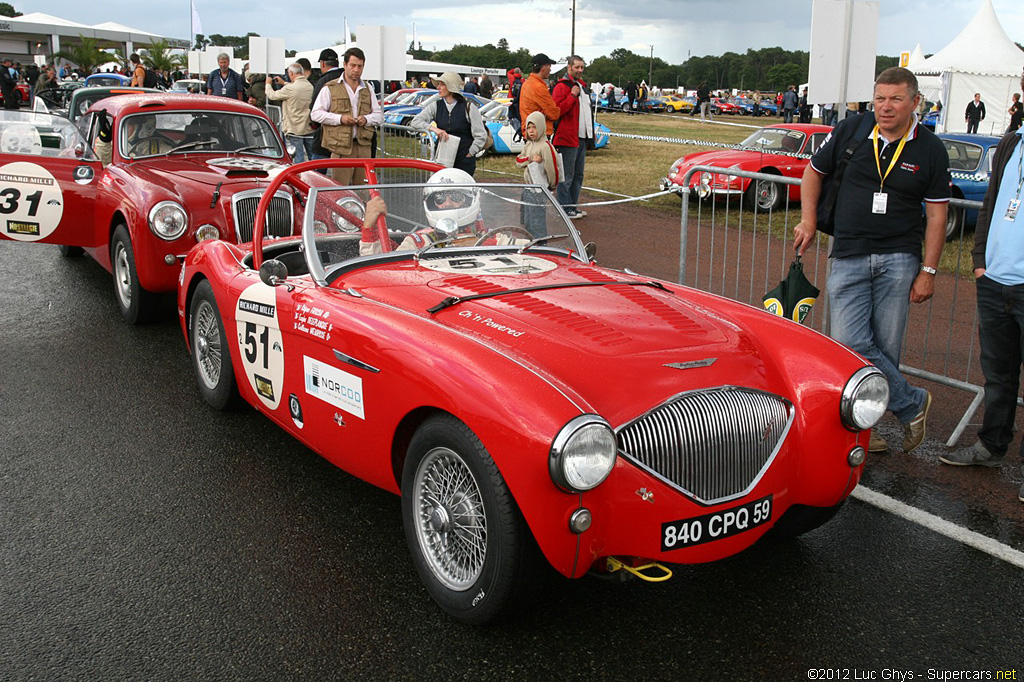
top-left (940, 70), bottom-right (1024, 504)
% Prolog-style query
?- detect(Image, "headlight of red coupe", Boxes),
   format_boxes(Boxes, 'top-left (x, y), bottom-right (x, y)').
top-left (148, 201), bottom-right (189, 241)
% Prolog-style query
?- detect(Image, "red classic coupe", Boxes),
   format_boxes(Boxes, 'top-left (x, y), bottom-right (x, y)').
top-left (0, 94), bottom-right (337, 323)
top-left (660, 123), bottom-right (833, 211)
top-left (175, 158), bottom-right (888, 623)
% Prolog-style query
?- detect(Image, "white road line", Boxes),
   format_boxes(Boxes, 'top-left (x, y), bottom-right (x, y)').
top-left (853, 485), bottom-right (1024, 570)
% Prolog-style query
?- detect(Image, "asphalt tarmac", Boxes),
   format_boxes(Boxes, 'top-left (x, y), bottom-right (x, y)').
top-left (2, 238), bottom-right (1022, 680)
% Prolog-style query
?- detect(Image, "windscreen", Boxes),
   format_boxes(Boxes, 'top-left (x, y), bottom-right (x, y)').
top-left (303, 182), bottom-right (585, 277)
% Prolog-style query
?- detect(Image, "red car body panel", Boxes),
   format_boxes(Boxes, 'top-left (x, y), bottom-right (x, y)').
top-left (665, 124), bottom-right (833, 203)
top-left (0, 94), bottom-right (334, 297)
top-left (178, 161), bottom-right (874, 579)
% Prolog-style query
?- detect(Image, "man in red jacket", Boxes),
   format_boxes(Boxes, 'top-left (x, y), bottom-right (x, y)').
top-left (551, 55), bottom-right (594, 219)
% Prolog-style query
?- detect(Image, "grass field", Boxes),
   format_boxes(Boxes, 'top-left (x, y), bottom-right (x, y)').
top-left (476, 109), bottom-right (765, 206)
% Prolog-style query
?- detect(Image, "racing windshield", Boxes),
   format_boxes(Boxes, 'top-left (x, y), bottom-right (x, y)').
top-left (300, 182), bottom-right (588, 285)
top-left (0, 110), bottom-right (97, 160)
top-left (119, 111), bottom-right (283, 160)
top-left (738, 128), bottom-right (807, 154)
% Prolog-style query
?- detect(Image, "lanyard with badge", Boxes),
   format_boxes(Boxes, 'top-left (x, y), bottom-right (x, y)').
top-left (871, 125), bottom-right (909, 214)
top-left (1005, 137), bottom-right (1024, 221)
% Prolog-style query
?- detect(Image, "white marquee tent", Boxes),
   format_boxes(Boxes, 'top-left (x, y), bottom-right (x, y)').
top-left (909, 0), bottom-right (1023, 134)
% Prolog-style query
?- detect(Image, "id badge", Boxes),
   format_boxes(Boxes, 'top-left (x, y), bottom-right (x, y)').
top-left (872, 192), bottom-right (888, 214)
top-left (1005, 198), bottom-right (1020, 221)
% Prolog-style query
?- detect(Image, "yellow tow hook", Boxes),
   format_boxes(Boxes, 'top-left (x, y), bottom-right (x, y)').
top-left (605, 556), bottom-right (673, 582)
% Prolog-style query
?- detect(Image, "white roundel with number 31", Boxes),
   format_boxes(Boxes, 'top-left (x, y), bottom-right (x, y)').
top-left (235, 282), bottom-right (285, 410)
top-left (0, 161), bottom-right (65, 242)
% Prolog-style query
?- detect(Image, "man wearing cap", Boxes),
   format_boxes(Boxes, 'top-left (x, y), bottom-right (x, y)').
top-left (552, 55), bottom-right (594, 219)
top-left (410, 72), bottom-right (487, 177)
top-left (0, 58), bottom-right (18, 110)
top-left (308, 48), bottom-right (343, 164)
top-left (519, 54), bottom-right (563, 138)
top-left (311, 47), bottom-right (382, 185)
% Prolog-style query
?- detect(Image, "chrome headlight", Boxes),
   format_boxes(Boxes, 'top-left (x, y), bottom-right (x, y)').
top-left (840, 366), bottom-right (889, 431)
top-left (195, 224), bottom-right (219, 241)
top-left (332, 197), bottom-right (365, 233)
top-left (549, 415), bottom-right (617, 492)
top-left (148, 201), bottom-right (188, 241)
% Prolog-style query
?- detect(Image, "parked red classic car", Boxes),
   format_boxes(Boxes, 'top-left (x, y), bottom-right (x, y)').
top-left (710, 97), bottom-right (740, 115)
top-left (0, 94), bottom-right (336, 323)
top-left (177, 158), bottom-right (888, 623)
top-left (0, 82), bottom-right (31, 107)
top-left (659, 123), bottom-right (833, 212)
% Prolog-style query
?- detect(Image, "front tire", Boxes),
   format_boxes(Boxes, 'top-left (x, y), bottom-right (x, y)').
top-left (402, 415), bottom-right (539, 625)
top-left (57, 244), bottom-right (83, 257)
top-left (189, 280), bottom-right (239, 410)
top-left (110, 224), bottom-right (156, 324)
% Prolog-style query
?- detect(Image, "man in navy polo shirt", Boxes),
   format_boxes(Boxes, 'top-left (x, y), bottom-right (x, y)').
top-left (940, 70), bottom-right (1024, 503)
top-left (793, 67), bottom-right (950, 455)
top-left (206, 53), bottom-right (245, 100)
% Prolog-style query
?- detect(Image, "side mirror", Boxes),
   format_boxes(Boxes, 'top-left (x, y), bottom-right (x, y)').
top-left (259, 258), bottom-right (288, 287)
top-left (584, 242), bottom-right (597, 262)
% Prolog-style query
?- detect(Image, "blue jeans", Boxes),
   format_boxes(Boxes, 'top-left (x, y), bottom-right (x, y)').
top-left (286, 134), bottom-right (315, 163)
top-left (555, 142), bottom-right (586, 211)
top-left (828, 253), bottom-right (926, 423)
top-left (974, 276), bottom-right (1024, 457)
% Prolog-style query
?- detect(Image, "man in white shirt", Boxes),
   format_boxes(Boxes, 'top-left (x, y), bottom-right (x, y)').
top-left (310, 47), bottom-right (383, 185)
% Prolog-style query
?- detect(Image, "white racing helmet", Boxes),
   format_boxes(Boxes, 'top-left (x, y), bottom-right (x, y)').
top-left (126, 114), bottom-right (156, 141)
top-left (422, 168), bottom-right (480, 231)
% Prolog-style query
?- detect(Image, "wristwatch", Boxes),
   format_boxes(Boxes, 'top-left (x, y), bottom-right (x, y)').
top-left (921, 265), bottom-right (937, 275)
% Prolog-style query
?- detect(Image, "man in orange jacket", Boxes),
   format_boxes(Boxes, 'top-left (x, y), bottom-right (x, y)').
top-left (518, 53), bottom-right (564, 138)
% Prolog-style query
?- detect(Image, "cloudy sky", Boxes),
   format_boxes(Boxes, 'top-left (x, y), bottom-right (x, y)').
top-left (19, 0), bottom-right (1024, 65)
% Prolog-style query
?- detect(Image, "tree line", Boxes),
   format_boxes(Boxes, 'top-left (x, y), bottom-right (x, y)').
top-left (409, 40), bottom-right (906, 92)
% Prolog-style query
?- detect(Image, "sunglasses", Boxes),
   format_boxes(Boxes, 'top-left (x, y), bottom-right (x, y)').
top-left (428, 190), bottom-right (470, 210)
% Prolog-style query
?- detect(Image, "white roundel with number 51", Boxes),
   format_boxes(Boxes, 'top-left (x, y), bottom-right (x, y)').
top-left (235, 282), bottom-right (285, 410)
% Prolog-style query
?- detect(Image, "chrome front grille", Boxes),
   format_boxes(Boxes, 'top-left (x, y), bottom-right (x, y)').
top-left (617, 387), bottom-right (793, 505)
top-left (232, 189), bottom-right (294, 243)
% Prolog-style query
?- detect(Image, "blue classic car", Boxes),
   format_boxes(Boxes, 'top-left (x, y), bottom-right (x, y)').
top-left (730, 97), bottom-right (777, 117)
top-left (938, 132), bottom-right (1001, 239)
top-left (383, 90), bottom-right (492, 127)
top-left (480, 103), bottom-right (610, 154)
top-left (85, 73), bottom-right (132, 87)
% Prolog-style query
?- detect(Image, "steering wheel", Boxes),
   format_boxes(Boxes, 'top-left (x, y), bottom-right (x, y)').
top-left (473, 226), bottom-right (533, 246)
top-left (126, 135), bottom-right (176, 157)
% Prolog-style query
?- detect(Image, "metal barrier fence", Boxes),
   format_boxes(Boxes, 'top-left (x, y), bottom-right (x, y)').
top-left (676, 164), bottom-right (985, 446)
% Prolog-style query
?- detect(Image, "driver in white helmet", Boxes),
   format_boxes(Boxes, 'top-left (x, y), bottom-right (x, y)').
top-left (122, 114), bottom-right (175, 157)
top-left (358, 167), bottom-right (485, 256)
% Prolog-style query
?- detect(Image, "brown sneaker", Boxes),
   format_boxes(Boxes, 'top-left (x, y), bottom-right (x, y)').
top-left (902, 391), bottom-right (932, 452)
top-left (868, 431), bottom-right (888, 453)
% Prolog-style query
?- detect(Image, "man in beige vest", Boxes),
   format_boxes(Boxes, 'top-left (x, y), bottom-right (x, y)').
top-left (310, 47), bottom-right (383, 185)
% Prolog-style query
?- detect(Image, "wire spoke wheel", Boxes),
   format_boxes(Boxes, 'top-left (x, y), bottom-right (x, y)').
top-left (413, 446), bottom-right (487, 591)
top-left (193, 298), bottom-right (222, 390)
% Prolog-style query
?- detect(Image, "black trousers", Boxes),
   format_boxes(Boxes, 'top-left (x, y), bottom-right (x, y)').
top-left (975, 275), bottom-right (1024, 458)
